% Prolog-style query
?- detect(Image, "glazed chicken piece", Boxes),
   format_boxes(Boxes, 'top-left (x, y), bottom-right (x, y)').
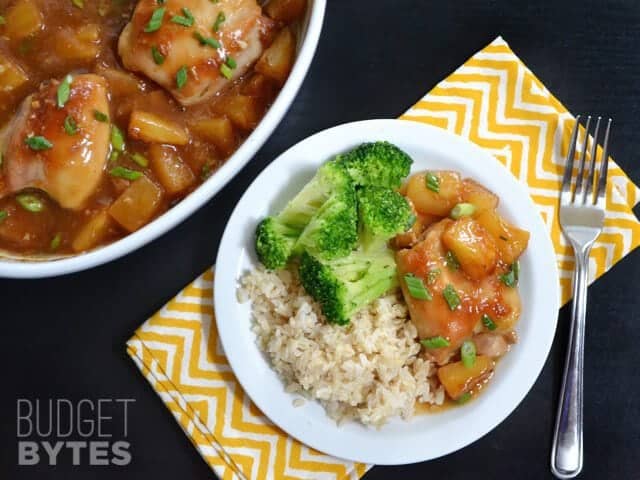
top-left (0, 74), bottom-right (110, 210)
top-left (119, 0), bottom-right (269, 106)
top-left (396, 218), bottom-right (521, 364)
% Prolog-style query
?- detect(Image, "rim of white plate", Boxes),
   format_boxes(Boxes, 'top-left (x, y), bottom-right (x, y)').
top-left (214, 119), bottom-right (560, 465)
top-left (0, 0), bottom-right (326, 278)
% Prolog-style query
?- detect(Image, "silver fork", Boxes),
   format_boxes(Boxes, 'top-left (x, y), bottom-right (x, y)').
top-left (551, 115), bottom-right (612, 479)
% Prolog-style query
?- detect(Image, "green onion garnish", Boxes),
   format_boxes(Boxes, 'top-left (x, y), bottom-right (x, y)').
top-left (130, 153), bottom-right (149, 168)
top-left (16, 194), bottom-right (44, 212)
top-left (213, 11), bottom-right (225, 31)
top-left (24, 135), bottom-right (53, 151)
top-left (481, 314), bottom-right (497, 331)
top-left (0, 15), bottom-right (5, 25)
top-left (171, 7), bottom-right (194, 27)
top-left (443, 284), bottom-right (461, 311)
top-left (193, 32), bottom-right (221, 48)
top-left (57, 74), bottom-right (72, 108)
top-left (450, 202), bottom-right (476, 219)
top-left (420, 336), bottom-right (450, 349)
top-left (110, 166), bottom-right (142, 181)
top-left (225, 56), bottom-right (237, 69)
top-left (71, 0), bottom-right (84, 8)
top-left (110, 125), bottom-right (125, 152)
top-left (456, 392), bottom-right (472, 404)
top-left (94, 110), bottom-right (109, 122)
top-left (50, 233), bottom-right (61, 251)
top-left (427, 269), bottom-right (441, 285)
top-left (151, 45), bottom-right (165, 65)
top-left (63, 115), bottom-right (78, 135)
top-left (425, 172), bottom-right (440, 193)
top-left (445, 251), bottom-right (460, 271)
top-left (219, 63), bottom-right (233, 79)
top-left (499, 261), bottom-right (520, 287)
top-left (176, 66), bottom-right (188, 89)
top-left (144, 7), bottom-right (165, 33)
top-left (0, 210), bottom-right (7, 223)
top-left (109, 150), bottom-right (119, 163)
top-left (461, 340), bottom-right (476, 368)
top-left (404, 273), bottom-right (432, 301)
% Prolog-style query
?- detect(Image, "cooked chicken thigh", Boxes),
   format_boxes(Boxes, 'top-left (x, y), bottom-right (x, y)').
top-left (0, 74), bottom-right (110, 210)
top-left (118, 0), bottom-right (268, 106)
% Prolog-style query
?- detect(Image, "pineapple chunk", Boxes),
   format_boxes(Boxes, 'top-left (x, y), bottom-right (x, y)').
top-left (0, 54), bottom-right (28, 95)
top-left (437, 355), bottom-right (495, 400)
top-left (71, 210), bottom-right (114, 252)
top-left (264, 0), bottom-right (307, 22)
top-left (53, 25), bottom-right (101, 63)
top-left (189, 117), bottom-right (236, 156)
top-left (475, 209), bottom-right (530, 264)
top-left (96, 66), bottom-right (143, 97)
top-left (108, 176), bottom-right (163, 232)
top-left (461, 178), bottom-right (499, 212)
top-left (493, 285), bottom-right (522, 331)
top-left (149, 144), bottom-right (195, 195)
top-left (255, 27), bottom-right (296, 85)
top-left (129, 111), bottom-right (189, 145)
top-left (4, 0), bottom-right (43, 41)
top-left (215, 95), bottom-right (261, 131)
top-left (442, 217), bottom-right (498, 280)
top-left (406, 171), bottom-right (462, 216)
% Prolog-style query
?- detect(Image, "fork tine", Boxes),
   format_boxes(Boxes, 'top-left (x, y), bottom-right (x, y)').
top-left (561, 115), bottom-right (581, 196)
top-left (573, 115), bottom-right (591, 202)
top-left (583, 116), bottom-right (601, 204)
top-left (595, 118), bottom-right (612, 202)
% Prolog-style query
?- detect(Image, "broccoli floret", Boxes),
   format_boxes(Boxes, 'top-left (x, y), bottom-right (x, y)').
top-left (299, 248), bottom-right (399, 325)
top-left (335, 141), bottom-right (413, 188)
top-left (294, 186), bottom-right (358, 260)
top-left (358, 186), bottom-right (415, 250)
top-left (255, 161), bottom-right (352, 270)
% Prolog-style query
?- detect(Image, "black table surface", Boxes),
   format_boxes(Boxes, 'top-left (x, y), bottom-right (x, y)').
top-left (2, 1), bottom-right (640, 479)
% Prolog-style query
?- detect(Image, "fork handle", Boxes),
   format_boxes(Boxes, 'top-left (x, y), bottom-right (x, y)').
top-left (551, 243), bottom-right (591, 479)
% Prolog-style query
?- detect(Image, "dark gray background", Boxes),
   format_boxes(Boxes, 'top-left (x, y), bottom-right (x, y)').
top-left (1, 0), bottom-right (639, 478)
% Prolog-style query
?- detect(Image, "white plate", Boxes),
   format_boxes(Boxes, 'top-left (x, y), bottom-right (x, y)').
top-left (214, 119), bottom-right (559, 465)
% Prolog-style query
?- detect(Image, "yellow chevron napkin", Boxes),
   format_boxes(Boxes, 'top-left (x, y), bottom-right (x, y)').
top-left (126, 36), bottom-right (640, 479)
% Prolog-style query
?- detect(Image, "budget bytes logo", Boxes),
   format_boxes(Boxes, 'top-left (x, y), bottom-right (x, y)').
top-left (16, 398), bottom-right (135, 466)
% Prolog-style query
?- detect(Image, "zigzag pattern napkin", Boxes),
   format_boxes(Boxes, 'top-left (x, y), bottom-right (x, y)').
top-left (127, 36), bottom-right (640, 479)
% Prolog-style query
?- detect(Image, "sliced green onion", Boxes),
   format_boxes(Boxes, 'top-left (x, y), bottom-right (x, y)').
top-left (461, 340), bottom-right (476, 368)
top-left (63, 115), bottom-right (78, 135)
top-left (404, 273), bottom-right (432, 301)
top-left (445, 251), bottom-right (459, 271)
top-left (110, 125), bottom-right (125, 152)
top-left (130, 153), bottom-right (149, 168)
top-left (0, 15), bottom-right (5, 25)
top-left (450, 202), bottom-right (476, 219)
top-left (499, 261), bottom-right (520, 287)
top-left (144, 7), bottom-right (165, 33)
top-left (50, 233), bottom-right (62, 251)
top-left (151, 45), bottom-right (165, 65)
top-left (213, 11), bottom-right (225, 31)
top-left (57, 74), bottom-right (72, 108)
top-left (16, 194), bottom-right (44, 212)
top-left (176, 66), bottom-right (188, 89)
top-left (219, 63), bottom-right (233, 79)
top-left (427, 269), bottom-right (441, 285)
top-left (425, 172), bottom-right (440, 193)
top-left (225, 56), bottom-right (237, 69)
top-left (71, 0), bottom-right (84, 8)
top-left (93, 110), bottom-right (109, 122)
top-left (24, 135), bottom-right (53, 151)
top-left (443, 284), bottom-right (461, 311)
top-left (171, 7), bottom-right (194, 27)
top-left (0, 210), bottom-right (7, 223)
top-left (109, 150), bottom-right (119, 163)
top-left (110, 166), bottom-right (142, 181)
top-left (193, 32), bottom-right (221, 48)
top-left (420, 336), bottom-right (450, 349)
top-left (481, 314), bottom-right (497, 331)
top-left (456, 392), bottom-right (472, 404)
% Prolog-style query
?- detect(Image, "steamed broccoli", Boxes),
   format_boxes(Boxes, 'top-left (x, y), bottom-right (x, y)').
top-left (299, 248), bottom-right (399, 325)
top-left (293, 186), bottom-right (358, 260)
top-left (255, 161), bottom-right (353, 269)
top-left (335, 141), bottom-right (413, 188)
top-left (358, 186), bottom-right (415, 250)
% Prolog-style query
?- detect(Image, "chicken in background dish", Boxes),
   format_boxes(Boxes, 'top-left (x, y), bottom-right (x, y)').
top-left (395, 170), bottom-right (530, 402)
